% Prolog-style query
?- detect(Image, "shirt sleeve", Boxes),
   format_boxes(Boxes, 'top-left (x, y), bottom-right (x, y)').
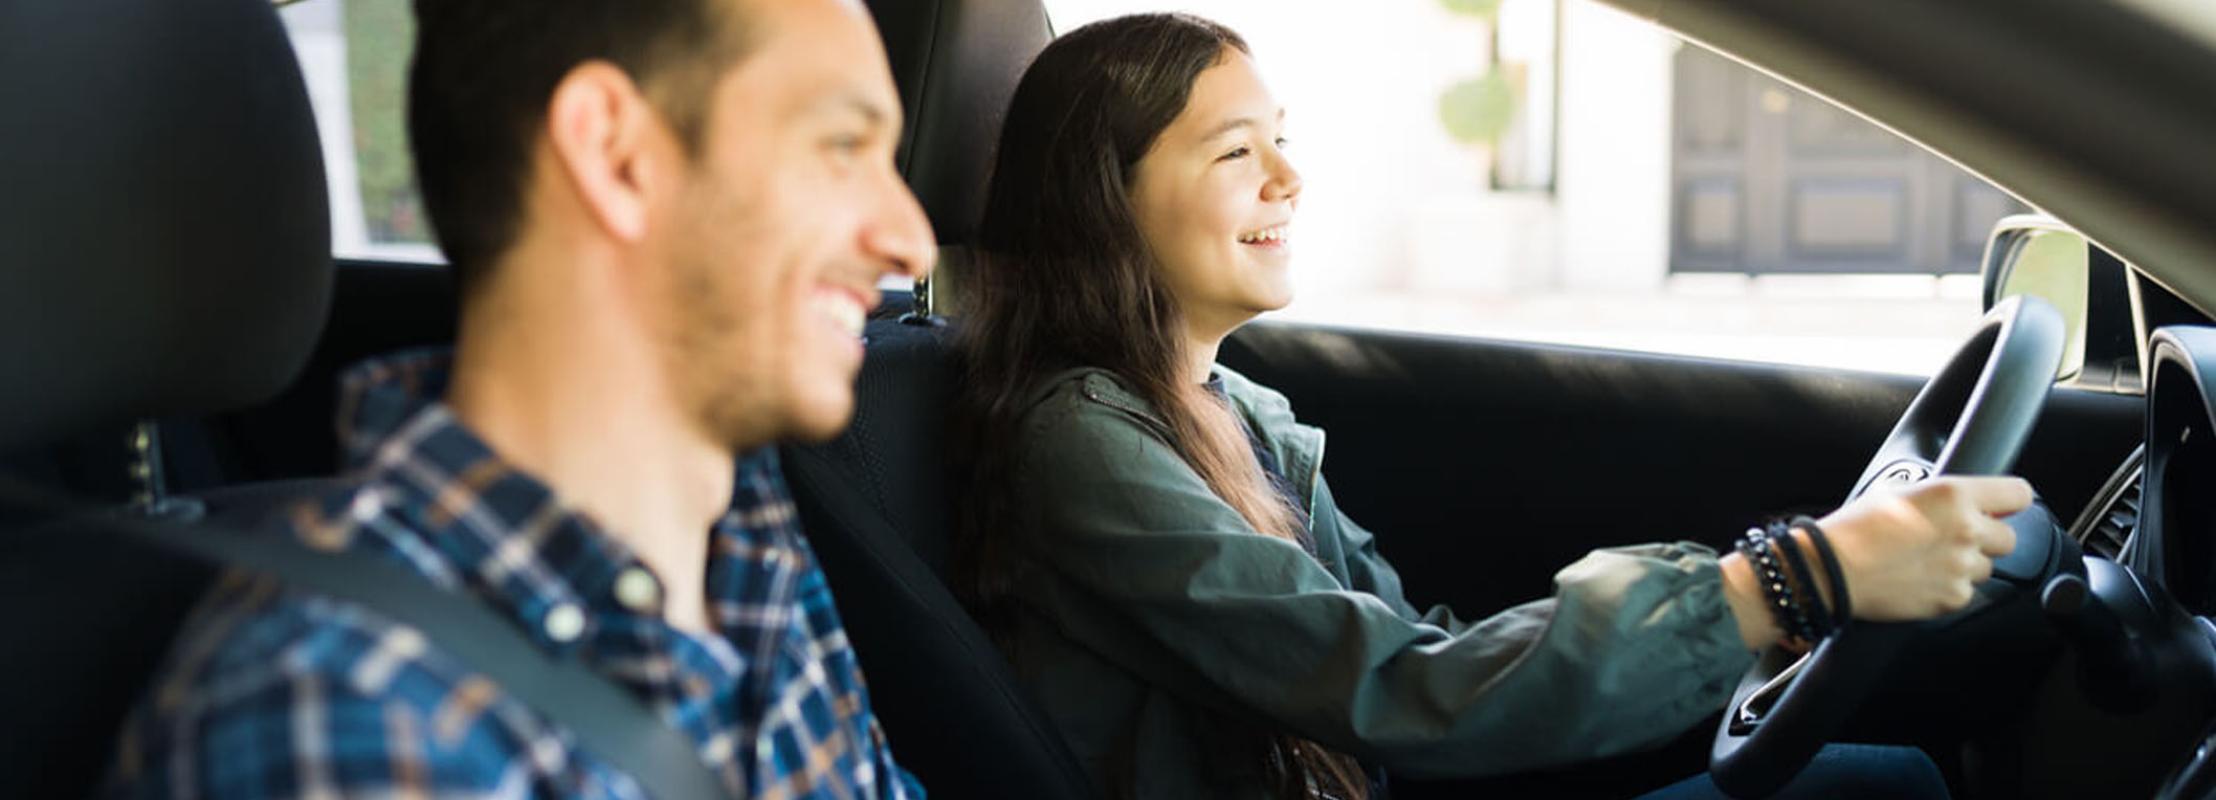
top-left (1010, 396), bottom-right (1758, 779)
top-left (891, 761), bottom-right (929, 798)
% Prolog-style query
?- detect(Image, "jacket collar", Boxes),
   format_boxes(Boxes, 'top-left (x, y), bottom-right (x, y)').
top-left (1034, 365), bottom-right (1328, 516)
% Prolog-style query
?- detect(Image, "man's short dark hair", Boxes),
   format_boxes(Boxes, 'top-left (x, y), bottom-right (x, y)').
top-left (408, 0), bottom-right (754, 291)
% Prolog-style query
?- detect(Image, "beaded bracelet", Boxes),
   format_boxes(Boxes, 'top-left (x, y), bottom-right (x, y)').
top-left (1793, 516), bottom-right (1853, 631)
top-left (1766, 520), bottom-right (1833, 640)
top-left (1736, 527), bottom-right (1816, 646)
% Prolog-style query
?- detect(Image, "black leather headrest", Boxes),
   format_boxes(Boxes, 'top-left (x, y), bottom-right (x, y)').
top-left (0, 0), bottom-right (334, 450)
top-left (868, 0), bottom-right (1053, 245)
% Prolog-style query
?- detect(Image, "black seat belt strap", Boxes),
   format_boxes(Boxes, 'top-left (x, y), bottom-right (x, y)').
top-left (138, 523), bottom-right (732, 800)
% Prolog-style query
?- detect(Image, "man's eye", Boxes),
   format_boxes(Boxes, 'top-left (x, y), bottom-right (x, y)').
top-left (1217, 146), bottom-right (1252, 162)
top-left (826, 134), bottom-right (866, 156)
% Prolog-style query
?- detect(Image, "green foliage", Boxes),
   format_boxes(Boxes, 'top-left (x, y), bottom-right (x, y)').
top-left (1438, 0), bottom-right (1502, 19)
top-left (343, 0), bottom-right (430, 244)
top-left (1438, 72), bottom-right (1517, 146)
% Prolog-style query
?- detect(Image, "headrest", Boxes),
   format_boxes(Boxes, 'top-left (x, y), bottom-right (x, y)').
top-left (0, 0), bottom-right (334, 450)
top-left (868, 0), bottom-right (1053, 246)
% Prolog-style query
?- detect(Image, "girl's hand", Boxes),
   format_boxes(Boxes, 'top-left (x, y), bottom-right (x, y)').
top-left (1722, 476), bottom-right (2033, 650)
top-left (1817, 476), bottom-right (2033, 621)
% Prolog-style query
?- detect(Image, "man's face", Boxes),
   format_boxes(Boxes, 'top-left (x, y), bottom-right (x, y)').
top-left (653, 0), bottom-right (933, 448)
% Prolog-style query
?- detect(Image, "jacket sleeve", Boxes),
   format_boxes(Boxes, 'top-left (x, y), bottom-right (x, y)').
top-left (1318, 475), bottom-right (1456, 628)
top-left (1009, 393), bottom-right (1757, 778)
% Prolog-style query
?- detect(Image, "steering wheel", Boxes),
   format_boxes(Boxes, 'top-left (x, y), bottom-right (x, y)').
top-left (1708, 295), bottom-right (2070, 797)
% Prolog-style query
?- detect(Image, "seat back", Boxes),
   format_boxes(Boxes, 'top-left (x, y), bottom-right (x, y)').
top-left (0, 478), bottom-right (351, 797)
top-left (786, 316), bottom-right (1097, 799)
top-left (783, 2), bottom-right (1093, 795)
top-left (0, 0), bottom-right (337, 792)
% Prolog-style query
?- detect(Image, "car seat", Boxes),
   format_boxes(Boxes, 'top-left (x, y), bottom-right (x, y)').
top-left (781, 1), bottom-right (1101, 797)
top-left (0, 0), bottom-right (344, 793)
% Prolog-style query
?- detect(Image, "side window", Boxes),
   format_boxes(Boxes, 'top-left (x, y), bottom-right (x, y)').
top-left (278, 0), bottom-right (441, 263)
top-left (1042, 0), bottom-right (2028, 375)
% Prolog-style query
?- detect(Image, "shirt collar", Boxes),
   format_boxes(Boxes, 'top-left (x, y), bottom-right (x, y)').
top-left (336, 347), bottom-right (454, 471)
top-left (330, 349), bottom-right (658, 653)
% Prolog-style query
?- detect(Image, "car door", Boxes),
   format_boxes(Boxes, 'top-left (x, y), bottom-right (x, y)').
top-left (1219, 323), bottom-right (2143, 619)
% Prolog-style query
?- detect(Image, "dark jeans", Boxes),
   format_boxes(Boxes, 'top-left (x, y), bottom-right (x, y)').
top-left (1637, 744), bottom-right (1949, 799)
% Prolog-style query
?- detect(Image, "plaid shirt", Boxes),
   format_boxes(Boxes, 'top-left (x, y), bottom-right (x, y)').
top-left (108, 350), bottom-right (922, 799)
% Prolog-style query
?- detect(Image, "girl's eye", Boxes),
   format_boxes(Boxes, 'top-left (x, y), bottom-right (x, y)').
top-left (1217, 146), bottom-right (1252, 162)
top-left (1274, 136), bottom-right (1291, 149)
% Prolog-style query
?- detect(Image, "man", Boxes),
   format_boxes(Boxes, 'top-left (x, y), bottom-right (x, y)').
top-left (107, 0), bottom-right (933, 796)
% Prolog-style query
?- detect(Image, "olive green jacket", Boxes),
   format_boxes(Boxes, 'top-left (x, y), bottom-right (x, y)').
top-left (999, 365), bottom-right (1758, 798)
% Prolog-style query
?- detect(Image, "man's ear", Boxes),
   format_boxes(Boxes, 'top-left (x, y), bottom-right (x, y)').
top-left (542, 61), bottom-right (667, 243)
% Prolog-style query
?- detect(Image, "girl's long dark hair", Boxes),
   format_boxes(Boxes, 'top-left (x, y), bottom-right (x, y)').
top-left (952, 13), bottom-right (1367, 800)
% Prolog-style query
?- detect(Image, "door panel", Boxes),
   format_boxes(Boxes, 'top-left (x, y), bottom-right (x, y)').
top-left (1220, 322), bottom-right (2143, 618)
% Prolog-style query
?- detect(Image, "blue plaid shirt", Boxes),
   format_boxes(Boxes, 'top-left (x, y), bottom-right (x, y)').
top-left (107, 351), bottom-right (923, 799)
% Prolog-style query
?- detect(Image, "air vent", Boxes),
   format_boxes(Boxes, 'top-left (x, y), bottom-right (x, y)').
top-left (2083, 470), bottom-right (2142, 560)
top-left (2070, 446), bottom-right (2146, 561)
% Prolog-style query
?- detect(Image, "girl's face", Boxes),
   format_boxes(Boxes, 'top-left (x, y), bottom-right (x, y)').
top-left (1129, 48), bottom-right (1303, 343)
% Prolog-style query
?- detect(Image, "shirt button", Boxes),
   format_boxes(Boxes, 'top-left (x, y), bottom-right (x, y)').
top-left (614, 567), bottom-right (662, 613)
top-left (700, 733), bottom-right (734, 764)
top-left (348, 491), bottom-right (381, 522)
top-left (543, 603), bottom-right (586, 643)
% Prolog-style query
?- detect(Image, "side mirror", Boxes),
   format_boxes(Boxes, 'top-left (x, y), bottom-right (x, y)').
top-left (1981, 214), bottom-right (2088, 381)
top-left (1980, 214), bottom-right (2140, 391)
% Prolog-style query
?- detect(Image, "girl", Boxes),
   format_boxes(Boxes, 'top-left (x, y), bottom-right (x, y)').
top-left (954, 13), bottom-right (2022, 798)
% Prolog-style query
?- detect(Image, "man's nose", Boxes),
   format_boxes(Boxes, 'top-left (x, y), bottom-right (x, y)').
top-left (865, 174), bottom-right (937, 280)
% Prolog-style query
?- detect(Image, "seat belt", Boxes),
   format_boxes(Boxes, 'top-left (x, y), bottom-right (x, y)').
top-left (110, 514), bottom-right (733, 800)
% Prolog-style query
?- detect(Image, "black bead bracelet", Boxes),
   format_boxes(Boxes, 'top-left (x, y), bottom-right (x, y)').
top-left (1736, 527), bottom-right (1817, 645)
top-left (1738, 518), bottom-right (1856, 646)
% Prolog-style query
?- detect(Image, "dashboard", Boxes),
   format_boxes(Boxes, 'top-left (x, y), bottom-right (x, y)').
top-left (1975, 249), bottom-right (2216, 797)
top-left (2133, 327), bottom-right (2216, 616)
top-left (2036, 322), bottom-right (2216, 800)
